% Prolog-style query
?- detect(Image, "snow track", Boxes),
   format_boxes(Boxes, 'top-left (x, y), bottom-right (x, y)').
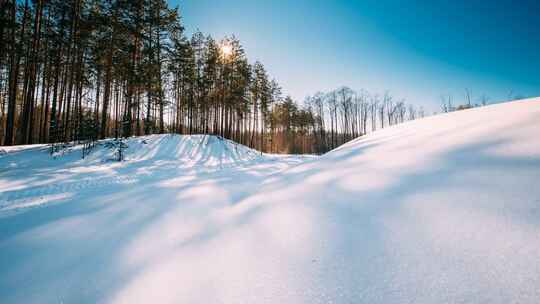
top-left (0, 174), bottom-right (136, 214)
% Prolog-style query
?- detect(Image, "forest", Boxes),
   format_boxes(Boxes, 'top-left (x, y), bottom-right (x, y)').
top-left (0, 0), bottom-right (426, 154)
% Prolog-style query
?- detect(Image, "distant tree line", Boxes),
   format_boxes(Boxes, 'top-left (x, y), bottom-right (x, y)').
top-left (0, 0), bottom-right (433, 154)
top-left (439, 88), bottom-right (526, 114)
top-left (281, 88), bottom-right (425, 154)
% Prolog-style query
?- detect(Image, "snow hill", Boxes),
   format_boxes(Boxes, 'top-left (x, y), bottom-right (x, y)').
top-left (1, 98), bottom-right (539, 303)
top-left (0, 134), bottom-right (304, 214)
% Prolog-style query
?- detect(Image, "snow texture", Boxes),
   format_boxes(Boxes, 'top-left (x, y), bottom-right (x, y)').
top-left (1, 98), bottom-right (539, 303)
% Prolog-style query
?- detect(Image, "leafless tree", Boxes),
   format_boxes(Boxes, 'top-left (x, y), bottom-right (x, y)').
top-left (418, 106), bottom-right (425, 118)
top-left (326, 91), bottom-right (338, 149)
top-left (370, 94), bottom-right (379, 132)
top-left (407, 104), bottom-right (416, 121)
top-left (396, 101), bottom-right (406, 124)
top-left (383, 92), bottom-right (394, 126)
top-left (440, 94), bottom-right (453, 113)
top-left (479, 94), bottom-right (490, 106)
top-left (465, 88), bottom-right (472, 107)
top-left (358, 91), bottom-right (369, 135)
top-left (337, 87), bottom-right (354, 140)
top-left (507, 90), bottom-right (525, 101)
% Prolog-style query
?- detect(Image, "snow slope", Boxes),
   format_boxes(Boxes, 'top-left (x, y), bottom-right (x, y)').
top-left (1, 98), bottom-right (539, 303)
top-left (0, 134), bottom-right (303, 215)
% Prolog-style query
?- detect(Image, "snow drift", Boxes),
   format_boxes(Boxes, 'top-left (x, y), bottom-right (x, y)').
top-left (1, 98), bottom-right (539, 303)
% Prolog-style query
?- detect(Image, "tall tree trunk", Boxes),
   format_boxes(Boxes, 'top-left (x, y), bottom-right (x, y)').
top-left (100, 19), bottom-right (114, 139)
top-left (4, 0), bottom-right (29, 146)
top-left (95, 66), bottom-right (101, 129)
top-left (19, 0), bottom-right (43, 144)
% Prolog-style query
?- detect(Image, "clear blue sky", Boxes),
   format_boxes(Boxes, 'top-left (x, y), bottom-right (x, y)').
top-left (172, 0), bottom-right (540, 112)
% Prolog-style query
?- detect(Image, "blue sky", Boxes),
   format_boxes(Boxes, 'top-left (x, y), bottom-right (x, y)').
top-left (173, 0), bottom-right (540, 112)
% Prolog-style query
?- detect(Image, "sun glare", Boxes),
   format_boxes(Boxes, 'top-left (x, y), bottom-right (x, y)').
top-left (221, 44), bottom-right (232, 58)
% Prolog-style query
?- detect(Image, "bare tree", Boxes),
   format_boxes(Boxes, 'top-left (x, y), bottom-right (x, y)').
top-left (479, 94), bottom-right (490, 106)
top-left (407, 104), bottom-right (416, 121)
top-left (396, 100), bottom-right (406, 124)
top-left (465, 88), bottom-right (472, 107)
top-left (419, 107), bottom-right (426, 118)
top-left (383, 92), bottom-right (394, 126)
top-left (326, 91), bottom-right (338, 149)
top-left (378, 92), bottom-right (390, 129)
top-left (508, 90), bottom-right (525, 101)
top-left (440, 94), bottom-right (453, 113)
top-left (370, 94), bottom-right (379, 132)
top-left (337, 87), bottom-right (353, 140)
top-left (358, 90), bottom-right (369, 135)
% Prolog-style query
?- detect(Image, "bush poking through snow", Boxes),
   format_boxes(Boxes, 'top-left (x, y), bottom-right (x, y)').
top-left (103, 139), bottom-right (129, 161)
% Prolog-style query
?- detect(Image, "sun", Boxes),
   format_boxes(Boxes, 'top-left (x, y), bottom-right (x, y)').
top-left (221, 44), bottom-right (232, 58)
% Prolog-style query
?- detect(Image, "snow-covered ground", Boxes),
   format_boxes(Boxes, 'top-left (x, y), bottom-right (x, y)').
top-left (1, 98), bottom-right (539, 303)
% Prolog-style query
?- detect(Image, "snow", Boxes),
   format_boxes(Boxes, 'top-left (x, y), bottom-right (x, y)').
top-left (1, 98), bottom-right (540, 303)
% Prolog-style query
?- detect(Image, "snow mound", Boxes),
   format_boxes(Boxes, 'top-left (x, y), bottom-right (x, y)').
top-left (0, 134), bottom-right (303, 216)
top-left (126, 134), bottom-right (262, 166)
top-left (0, 134), bottom-right (264, 171)
top-left (0, 98), bottom-right (539, 304)
top-left (92, 134), bottom-right (264, 165)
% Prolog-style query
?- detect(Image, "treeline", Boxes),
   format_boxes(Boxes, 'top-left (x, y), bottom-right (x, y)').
top-left (0, 0), bottom-right (425, 154)
top-left (281, 88), bottom-right (426, 154)
top-left (0, 0), bottom-right (279, 148)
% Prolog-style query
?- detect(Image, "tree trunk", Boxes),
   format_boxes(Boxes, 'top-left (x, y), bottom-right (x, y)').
top-left (4, 0), bottom-right (29, 145)
top-left (19, 0), bottom-right (43, 144)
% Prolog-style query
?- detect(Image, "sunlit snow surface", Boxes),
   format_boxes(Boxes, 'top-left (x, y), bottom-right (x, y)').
top-left (1, 99), bottom-right (539, 303)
